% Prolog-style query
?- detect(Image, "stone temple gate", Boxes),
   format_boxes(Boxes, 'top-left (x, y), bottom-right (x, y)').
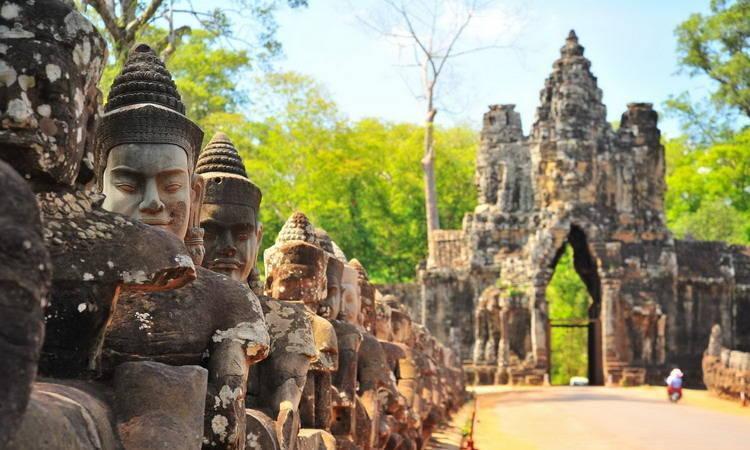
top-left (392, 31), bottom-right (750, 387)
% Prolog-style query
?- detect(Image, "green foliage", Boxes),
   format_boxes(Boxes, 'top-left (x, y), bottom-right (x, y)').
top-left (203, 72), bottom-right (477, 282)
top-left (674, 0), bottom-right (750, 118)
top-left (663, 92), bottom-right (738, 147)
top-left (665, 130), bottom-right (750, 244)
top-left (547, 246), bottom-right (590, 385)
top-left (168, 31), bottom-right (251, 120)
top-left (78, 0), bottom-right (308, 64)
top-left (92, 22), bottom-right (477, 283)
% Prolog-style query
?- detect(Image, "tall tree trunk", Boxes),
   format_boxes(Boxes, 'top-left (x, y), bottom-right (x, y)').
top-left (422, 100), bottom-right (440, 268)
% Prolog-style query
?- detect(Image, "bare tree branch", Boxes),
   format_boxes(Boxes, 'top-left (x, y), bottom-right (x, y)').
top-left (125, 0), bottom-right (166, 41)
top-left (85, 0), bottom-right (124, 42)
top-left (433, 8), bottom-right (474, 77)
top-left (358, 0), bottom-right (519, 267)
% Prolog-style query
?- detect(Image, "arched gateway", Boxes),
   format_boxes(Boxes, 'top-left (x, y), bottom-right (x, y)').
top-left (410, 31), bottom-right (750, 387)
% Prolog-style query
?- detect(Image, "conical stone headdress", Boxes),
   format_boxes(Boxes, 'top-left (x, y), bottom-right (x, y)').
top-left (276, 212), bottom-right (319, 245)
top-left (95, 43), bottom-right (204, 184)
top-left (197, 132), bottom-right (262, 214)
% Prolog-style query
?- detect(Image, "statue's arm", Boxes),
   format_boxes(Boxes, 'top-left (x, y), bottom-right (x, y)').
top-left (204, 338), bottom-right (251, 450)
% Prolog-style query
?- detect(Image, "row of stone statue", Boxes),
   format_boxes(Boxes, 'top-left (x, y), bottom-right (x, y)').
top-left (0, 2), bottom-right (463, 449)
top-left (703, 325), bottom-right (750, 403)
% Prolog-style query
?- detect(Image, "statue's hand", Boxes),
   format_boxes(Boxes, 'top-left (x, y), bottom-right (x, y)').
top-left (275, 403), bottom-right (300, 450)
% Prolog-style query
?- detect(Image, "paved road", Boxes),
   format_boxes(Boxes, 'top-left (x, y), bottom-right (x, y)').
top-left (470, 386), bottom-right (750, 450)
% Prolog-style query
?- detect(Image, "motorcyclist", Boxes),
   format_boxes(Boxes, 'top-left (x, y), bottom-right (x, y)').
top-left (666, 368), bottom-right (683, 401)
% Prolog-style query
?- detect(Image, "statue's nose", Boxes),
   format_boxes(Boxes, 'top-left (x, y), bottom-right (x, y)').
top-left (139, 181), bottom-right (165, 214)
top-left (219, 230), bottom-right (236, 257)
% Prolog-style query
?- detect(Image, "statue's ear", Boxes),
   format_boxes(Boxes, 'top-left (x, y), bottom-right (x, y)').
top-left (189, 174), bottom-right (206, 226)
top-left (256, 222), bottom-right (264, 247)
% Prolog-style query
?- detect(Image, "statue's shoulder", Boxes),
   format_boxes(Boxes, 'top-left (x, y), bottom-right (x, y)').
top-left (193, 267), bottom-right (270, 349)
top-left (39, 188), bottom-right (193, 290)
top-left (306, 313), bottom-right (338, 371)
top-left (258, 296), bottom-right (316, 358)
top-left (379, 340), bottom-right (406, 361)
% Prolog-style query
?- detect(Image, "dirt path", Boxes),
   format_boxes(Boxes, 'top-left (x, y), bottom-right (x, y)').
top-left (466, 386), bottom-right (750, 450)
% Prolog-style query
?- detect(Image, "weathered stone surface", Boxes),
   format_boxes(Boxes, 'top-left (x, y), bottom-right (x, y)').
top-left (1, 3), bottom-right (205, 450)
top-left (246, 296), bottom-right (316, 449)
top-left (264, 213), bottom-right (339, 435)
top-left (245, 408), bottom-right (281, 450)
top-left (39, 189), bottom-right (196, 378)
top-left (7, 381), bottom-right (118, 450)
top-left (0, 0), bottom-right (105, 188)
top-left (114, 361), bottom-right (208, 449)
top-left (703, 325), bottom-right (750, 403)
top-left (0, 161), bottom-right (49, 447)
top-left (96, 41), bottom-right (275, 450)
top-left (296, 429), bottom-right (336, 450)
top-left (101, 267), bottom-right (270, 449)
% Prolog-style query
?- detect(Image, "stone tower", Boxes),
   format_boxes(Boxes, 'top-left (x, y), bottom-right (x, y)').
top-left (419, 30), bottom-right (750, 387)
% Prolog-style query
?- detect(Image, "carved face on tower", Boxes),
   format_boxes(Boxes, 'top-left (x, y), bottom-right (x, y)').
top-left (96, 44), bottom-right (204, 240)
top-left (196, 133), bottom-right (263, 282)
top-left (264, 212), bottom-right (328, 311)
top-left (0, 0), bottom-right (106, 187)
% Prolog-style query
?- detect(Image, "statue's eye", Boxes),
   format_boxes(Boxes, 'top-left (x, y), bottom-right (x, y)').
top-left (164, 183), bottom-right (182, 193)
top-left (115, 183), bottom-right (136, 193)
top-left (236, 232), bottom-right (249, 242)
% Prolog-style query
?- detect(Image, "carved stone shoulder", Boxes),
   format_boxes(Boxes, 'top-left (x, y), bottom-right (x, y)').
top-left (307, 313), bottom-right (339, 372)
top-left (259, 296), bottom-right (317, 359)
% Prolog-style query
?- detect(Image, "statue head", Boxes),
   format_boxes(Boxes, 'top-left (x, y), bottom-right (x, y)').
top-left (321, 256), bottom-right (344, 319)
top-left (413, 325), bottom-right (429, 352)
top-left (374, 300), bottom-right (393, 341)
top-left (390, 309), bottom-right (413, 345)
top-left (350, 259), bottom-right (375, 332)
top-left (0, 0), bottom-right (106, 187)
top-left (196, 133), bottom-right (262, 282)
top-left (339, 264), bottom-right (360, 325)
top-left (96, 44), bottom-right (204, 240)
top-left (315, 228), bottom-right (344, 319)
top-left (264, 212), bottom-right (327, 311)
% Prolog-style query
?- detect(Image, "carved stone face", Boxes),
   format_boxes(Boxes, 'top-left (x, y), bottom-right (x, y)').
top-left (265, 242), bottom-right (327, 312)
top-left (319, 257), bottom-right (343, 319)
top-left (375, 302), bottom-right (392, 340)
top-left (390, 310), bottom-right (413, 345)
top-left (340, 265), bottom-right (361, 325)
top-left (356, 265), bottom-right (376, 332)
top-left (200, 203), bottom-right (262, 282)
top-left (102, 143), bottom-right (203, 239)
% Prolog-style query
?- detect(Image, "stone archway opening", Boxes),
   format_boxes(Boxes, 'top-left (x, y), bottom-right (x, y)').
top-left (546, 225), bottom-right (604, 385)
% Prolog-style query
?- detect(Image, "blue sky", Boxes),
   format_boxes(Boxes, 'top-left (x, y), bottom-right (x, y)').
top-left (266, 0), bottom-right (714, 136)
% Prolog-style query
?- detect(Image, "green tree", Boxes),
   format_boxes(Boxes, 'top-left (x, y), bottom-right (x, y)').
top-left (79, 0), bottom-right (307, 64)
top-left (665, 130), bottom-right (750, 243)
top-left (207, 72), bottom-right (477, 282)
top-left (675, 0), bottom-right (750, 118)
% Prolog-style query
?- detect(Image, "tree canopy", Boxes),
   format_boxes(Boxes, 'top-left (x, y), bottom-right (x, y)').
top-left (675, 0), bottom-right (750, 118)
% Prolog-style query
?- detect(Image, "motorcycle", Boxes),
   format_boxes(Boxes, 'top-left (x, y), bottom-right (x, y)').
top-left (667, 385), bottom-right (682, 403)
